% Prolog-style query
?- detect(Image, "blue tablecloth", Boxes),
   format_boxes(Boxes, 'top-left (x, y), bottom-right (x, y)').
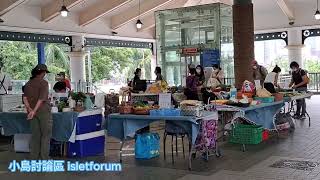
top-left (0, 112), bottom-right (78, 142)
top-left (107, 114), bottom-right (201, 144)
top-left (241, 101), bottom-right (285, 130)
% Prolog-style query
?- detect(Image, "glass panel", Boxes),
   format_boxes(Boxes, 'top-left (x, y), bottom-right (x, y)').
top-left (254, 40), bottom-right (288, 73)
top-left (156, 3), bottom-right (232, 86)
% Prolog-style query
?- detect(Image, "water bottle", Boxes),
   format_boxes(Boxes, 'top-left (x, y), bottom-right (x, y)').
top-left (230, 86), bottom-right (237, 99)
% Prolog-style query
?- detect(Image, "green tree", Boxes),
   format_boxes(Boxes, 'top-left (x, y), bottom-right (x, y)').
top-left (0, 41), bottom-right (37, 80)
top-left (45, 43), bottom-right (70, 76)
top-left (305, 59), bottom-right (320, 73)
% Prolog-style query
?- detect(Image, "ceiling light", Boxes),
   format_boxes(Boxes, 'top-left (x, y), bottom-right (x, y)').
top-left (136, 19), bottom-right (143, 29)
top-left (60, 0), bottom-right (69, 17)
top-left (315, 10), bottom-right (320, 20)
top-left (136, 0), bottom-right (143, 29)
top-left (315, 0), bottom-right (320, 20)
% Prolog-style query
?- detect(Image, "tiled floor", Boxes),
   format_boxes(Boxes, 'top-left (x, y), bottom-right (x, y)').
top-left (1, 96), bottom-right (320, 179)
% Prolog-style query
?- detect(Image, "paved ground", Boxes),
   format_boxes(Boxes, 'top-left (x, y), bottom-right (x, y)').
top-left (1, 96), bottom-right (320, 179)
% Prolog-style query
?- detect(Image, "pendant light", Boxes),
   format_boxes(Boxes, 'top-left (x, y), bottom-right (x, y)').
top-left (136, 0), bottom-right (143, 29)
top-left (60, 0), bottom-right (69, 17)
top-left (315, 0), bottom-right (320, 20)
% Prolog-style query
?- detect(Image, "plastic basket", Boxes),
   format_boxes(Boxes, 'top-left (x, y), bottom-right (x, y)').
top-left (254, 97), bottom-right (275, 103)
top-left (229, 124), bottom-right (263, 145)
top-left (150, 109), bottom-right (181, 117)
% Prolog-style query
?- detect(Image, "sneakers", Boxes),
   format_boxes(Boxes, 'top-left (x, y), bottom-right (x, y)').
top-left (300, 114), bottom-right (306, 119)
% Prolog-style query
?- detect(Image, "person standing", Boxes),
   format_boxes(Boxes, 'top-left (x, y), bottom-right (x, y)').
top-left (58, 72), bottom-right (71, 91)
top-left (264, 65), bottom-right (282, 93)
top-left (23, 64), bottom-right (52, 159)
top-left (252, 60), bottom-right (268, 86)
top-left (289, 61), bottom-right (309, 119)
top-left (207, 64), bottom-right (224, 88)
top-left (0, 62), bottom-right (12, 95)
top-left (195, 65), bottom-right (205, 86)
top-left (184, 68), bottom-right (199, 100)
top-left (154, 67), bottom-right (163, 81)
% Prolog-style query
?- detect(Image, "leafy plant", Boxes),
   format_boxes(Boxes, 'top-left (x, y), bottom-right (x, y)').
top-left (70, 92), bottom-right (86, 102)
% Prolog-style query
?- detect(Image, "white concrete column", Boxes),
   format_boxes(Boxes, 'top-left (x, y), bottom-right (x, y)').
top-left (151, 54), bottom-right (157, 80)
top-left (67, 51), bottom-right (88, 84)
top-left (286, 29), bottom-right (304, 67)
top-left (151, 44), bottom-right (157, 80)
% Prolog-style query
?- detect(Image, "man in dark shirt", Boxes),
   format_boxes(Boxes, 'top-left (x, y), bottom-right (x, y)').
top-left (289, 61), bottom-right (309, 119)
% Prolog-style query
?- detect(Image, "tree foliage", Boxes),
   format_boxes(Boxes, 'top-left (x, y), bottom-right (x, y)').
top-left (305, 59), bottom-right (320, 73)
top-left (0, 41), bottom-right (37, 80)
top-left (0, 41), bottom-right (152, 83)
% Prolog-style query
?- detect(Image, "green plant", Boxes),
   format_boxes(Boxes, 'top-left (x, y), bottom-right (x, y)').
top-left (70, 92), bottom-right (86, 102)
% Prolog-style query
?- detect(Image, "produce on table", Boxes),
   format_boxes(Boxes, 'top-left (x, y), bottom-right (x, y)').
top-left (146, 80), bottom-right (168, 94)
top-left (180, 100), bottom-right (202, 106)
top-left (256, 88), bottom-right (272, 97)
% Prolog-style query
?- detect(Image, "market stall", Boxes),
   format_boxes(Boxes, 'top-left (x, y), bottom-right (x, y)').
top-left (108, 109), bottom-right (219, 170)
top-left (0, 109), bottom-right (105, 157)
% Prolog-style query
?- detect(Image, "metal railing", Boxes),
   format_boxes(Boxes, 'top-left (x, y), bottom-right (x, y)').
top-left (10, 80), bottom-right (107, 95)
top-left (223, 72), bottom-right (320, 92)
top-left (308, 73), bottom-right (320, 92)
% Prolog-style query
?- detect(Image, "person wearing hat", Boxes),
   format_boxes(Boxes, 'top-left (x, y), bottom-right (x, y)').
top-left (58, 72), bottom-right (71, 91)
top-left (23, 64), bottom-right (52, 159)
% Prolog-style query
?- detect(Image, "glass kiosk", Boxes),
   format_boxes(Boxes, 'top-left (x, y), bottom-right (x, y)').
top-left (155, 3), bottom-right (234, 86)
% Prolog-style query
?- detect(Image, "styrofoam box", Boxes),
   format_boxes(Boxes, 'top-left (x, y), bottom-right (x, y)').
top-left (0, 94), bottom-right (22, 112)
top-left (67, 135), bottom-right (105, 158)
top-left (14, 134), bottom-right (31, 152)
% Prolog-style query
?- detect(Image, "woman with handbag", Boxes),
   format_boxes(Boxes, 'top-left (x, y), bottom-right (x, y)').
top-left (202, 65), bottom-right (224, 104)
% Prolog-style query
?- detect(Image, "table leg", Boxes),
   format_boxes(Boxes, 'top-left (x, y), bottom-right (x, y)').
top-left (306, 111), bottom-right (311, 127)
top-left (119, 141), bottom-right (124, 163)
top-left (188, 143), bottom-right (194, 170)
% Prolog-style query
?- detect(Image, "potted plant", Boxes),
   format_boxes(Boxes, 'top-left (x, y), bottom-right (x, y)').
top-left (70, 92), bottom-right (86, 112)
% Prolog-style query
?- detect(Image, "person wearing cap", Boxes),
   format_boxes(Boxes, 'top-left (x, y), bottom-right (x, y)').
top-left (58, 72), bottom-right (71, 91)
top-left (23, 64), bottom-right (52, 159)
top-left (252, 60), bottom-right (268, 86)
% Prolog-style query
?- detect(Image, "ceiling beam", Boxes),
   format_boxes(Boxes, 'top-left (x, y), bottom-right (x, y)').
top-left (79, 0), bottom-right (131, 26)
top-left (111, 0), bottom-right (175, 30)
top-left (276, 0), bottom-right (295, 21)
top-left (41, 0), bottom-right (84, 22)
top-left (0, 0), bottom-right (27, 16)
top-left (138, 0), bottom-right (189, 32)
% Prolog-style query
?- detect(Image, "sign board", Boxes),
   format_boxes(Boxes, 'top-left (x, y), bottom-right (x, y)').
top-left (159, 93), bottom-right (171, 108)
top-left (182, 48), bottom-right (198, 55)
top-left (200, 49), bottom-right (220, 67)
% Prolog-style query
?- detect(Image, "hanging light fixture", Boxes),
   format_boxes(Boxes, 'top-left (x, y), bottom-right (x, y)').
top-left (60, 0), bottom-right (69, 17)
top-left (136, 0), bottom-right (143, 29)
top-left (315, 0), bottom-right (320, 20)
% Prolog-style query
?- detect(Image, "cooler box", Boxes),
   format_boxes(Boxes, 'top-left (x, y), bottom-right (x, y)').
top-left (76, 110), bottom-right (103, 134)
top-left (67, 130), bottom-right (105, 158)
top-left (14, 134), bottom-right (31, 152)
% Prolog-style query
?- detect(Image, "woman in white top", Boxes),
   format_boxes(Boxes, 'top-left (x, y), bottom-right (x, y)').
top-left (207, 64), bottom-right (225, 88)
top-left (264, 65), bottom-right (281, 93)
